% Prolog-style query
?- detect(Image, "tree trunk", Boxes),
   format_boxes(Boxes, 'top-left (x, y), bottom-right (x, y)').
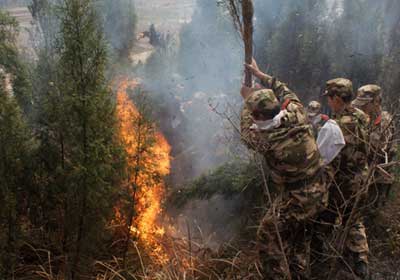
top-left (242, 0), bottom-right (254, 87)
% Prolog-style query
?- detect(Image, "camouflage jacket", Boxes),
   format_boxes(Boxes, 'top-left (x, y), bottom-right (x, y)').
top-left (241, 77), bottom-right (322, 186)
top-left (331, 106), bottom-right (369, 184)
top-left (260, 74), bottom-right (300, 105)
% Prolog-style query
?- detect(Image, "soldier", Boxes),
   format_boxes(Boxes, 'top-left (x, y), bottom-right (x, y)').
top-left (242, 60), bottom-right (328, 279)
top-left (306, 101), bottom-right (330, 137)
top-left (323, 78), bottom-right (370, 279)
top-left (352, 85), bottom-right (396, 207)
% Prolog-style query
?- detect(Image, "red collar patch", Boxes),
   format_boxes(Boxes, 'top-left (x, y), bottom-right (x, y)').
top-left (374, 114), bottom-right (382, 126)
top-left (281, 99), bottom-right (291, 110)
top-left (321, 114), bottom-right (330, 121)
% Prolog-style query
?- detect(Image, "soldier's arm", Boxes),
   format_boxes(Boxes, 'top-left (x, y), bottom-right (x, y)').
top-left (259, 75), bottom-right (300, 103)
top-left (240, 106), bottom-right (260, 149)
top-left (337, 115), bottom-right (369, 168)
top-left (244, 59), bottom-right (300, 103)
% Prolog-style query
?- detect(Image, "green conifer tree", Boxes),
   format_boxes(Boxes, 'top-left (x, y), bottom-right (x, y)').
top-left (0, 67), bottom-right (33, 279)
top-left (55, 0), bottom-right (122, 275)
top-left (0, 10), bottom-right (32, 116)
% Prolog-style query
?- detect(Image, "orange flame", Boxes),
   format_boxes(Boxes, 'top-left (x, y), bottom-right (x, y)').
top-left (116, 78), bottom-right (171, 264)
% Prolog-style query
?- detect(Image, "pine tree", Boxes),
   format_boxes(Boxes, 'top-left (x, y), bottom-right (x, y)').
top-left (253, 0), bottom-right (288, 66)
top-left (0, 10), bottom-right (32, 116)
top-left (26, 1), bottom-right (75, 267)
top-left (327, 0), bottom-right (385, 88)
top-left (0, 69), bottom-right (33, 279)
top-left (380, 0), bottom-right (400, 103)
top-left (260, 0), bottom-right (331, 99)
top-left (55, 0), bottom-right (122, 275)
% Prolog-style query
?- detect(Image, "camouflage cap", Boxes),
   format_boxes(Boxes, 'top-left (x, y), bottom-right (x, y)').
top-left (324, 78), bottom-right (353, 100)
top-left (246, 89), bottom-right (280, 120)
top-left (307, 101), bottom-right (322, 117)
top-left (352, 84), bottom-right (382, 107)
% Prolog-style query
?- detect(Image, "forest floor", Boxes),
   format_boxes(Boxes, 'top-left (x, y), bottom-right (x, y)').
top-left (369, 189), bottom-right (400, 279)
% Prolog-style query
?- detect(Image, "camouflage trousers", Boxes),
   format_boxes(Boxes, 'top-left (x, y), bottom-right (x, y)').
top-left (368, 181), bottom-right (393, 209)
top-left (320, 174), bottom-right (370, 267)
top-left (257, 173), bottom-right (328, 280)
top-left (347, 219), bottom-right (369, 263)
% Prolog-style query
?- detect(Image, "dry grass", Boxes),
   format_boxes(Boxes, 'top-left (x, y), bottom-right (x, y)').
top-left (14, 232), bottom-right (261, 279)
top-left (13, 199), bottom-right (400, 280)
top-left (12, 185), bottom-right (400, 279)
top-left (94, 235), bottom-right (262, 280)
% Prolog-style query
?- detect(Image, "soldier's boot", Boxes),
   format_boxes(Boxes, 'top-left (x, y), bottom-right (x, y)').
top-left (291, 253), bottom-right (308, 280)
top-left (261, 257), bottom-right (289, 280)
top-left (354, 259), bottom-right (369, 279)
top-left (347, 221), bottom-right (369, 278)
top-left (258, 221), bottom-right (289, 280)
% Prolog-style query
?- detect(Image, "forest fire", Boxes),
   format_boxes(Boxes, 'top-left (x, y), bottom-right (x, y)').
top-left (116, 78), bottom-right (171, 265)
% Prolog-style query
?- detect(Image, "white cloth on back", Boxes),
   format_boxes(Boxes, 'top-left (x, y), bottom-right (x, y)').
top-left (250, 110), bottom-right (287, 131)
top-left (317, 119), bottom-right (345, 166)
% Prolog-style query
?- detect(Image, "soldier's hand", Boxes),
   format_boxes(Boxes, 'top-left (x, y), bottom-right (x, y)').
top-left (241, 84), bottom-right (255, 99)
top-left (244, 58), bottom-right (263, 79)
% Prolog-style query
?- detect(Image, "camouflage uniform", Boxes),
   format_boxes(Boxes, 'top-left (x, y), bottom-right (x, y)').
top-left (241, 76), bottom-right (328, 279)
top-left (353, 85), bottom-right (396, 207)
top-left (323, 79), bottom-right (370, 266)
top-left (306, 101), bottom-right (330, 138)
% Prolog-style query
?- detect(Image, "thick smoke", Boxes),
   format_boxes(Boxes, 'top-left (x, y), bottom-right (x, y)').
top-left (135, 0), bottom-right (248, 245)
top-left (172, 194), bottom-right (246, 249)
top-left (139, 0), bottom-right (244, 181)
top-left (99, 0), bottom-right (137, 56)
